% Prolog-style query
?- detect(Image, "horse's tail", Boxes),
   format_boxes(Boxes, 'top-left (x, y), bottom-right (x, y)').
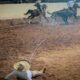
top-left (24, 9), bottom-right (31, 15)
top-left (24, 12), bottom-right (27, 15)
top-left (24, 12), bottom-right (28, 15)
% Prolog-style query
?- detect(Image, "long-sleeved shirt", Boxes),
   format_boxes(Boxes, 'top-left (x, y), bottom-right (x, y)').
top-left (5, 70), bottom-right (32, 80)
top-left (67, 0), bottom-right (75, 8)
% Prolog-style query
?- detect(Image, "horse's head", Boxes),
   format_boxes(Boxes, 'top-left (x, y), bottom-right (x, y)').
top-left (24, 10), bottom-right (32, 15)
top-left (73, 3), bottom-right (80, 9)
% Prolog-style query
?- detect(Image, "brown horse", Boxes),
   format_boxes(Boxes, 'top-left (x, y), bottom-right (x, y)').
top-left (24, 4), bottom-right (48, 24)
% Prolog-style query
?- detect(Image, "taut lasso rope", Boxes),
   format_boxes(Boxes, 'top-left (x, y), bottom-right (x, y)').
top-left (29, 38), bottom-right (47, 63)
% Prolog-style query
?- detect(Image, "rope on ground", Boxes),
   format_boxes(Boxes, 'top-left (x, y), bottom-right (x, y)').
top-left (29, 38), bottom-right (47, 63)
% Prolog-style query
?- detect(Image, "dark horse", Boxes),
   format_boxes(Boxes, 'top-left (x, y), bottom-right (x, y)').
top-left (25, 9), bottom-right (40, 19)
top-left (24, 4), bottom-right (48, 23)
top-left (48, 3), bottom-right (80, 24)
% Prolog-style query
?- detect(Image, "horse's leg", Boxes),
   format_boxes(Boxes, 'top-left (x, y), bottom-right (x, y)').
top-left (54, 14), bottom-right (57, 21)
top-left (42, 12), bottom-right (49, 22)
top-left (27, 15), bottom-right (35, 24)
top-left (62, 17), bottom-right (68, 24)
top-left (27, 16), bottom-right (33, 24)
top-left (28, 20), bottom-right (31, 24)
top-left (27, 15), bottom-right (31, 19)
top-left (27, 16), bottom-right (32, 24)
top-left (74, 13), bottom-right (78, 19)
top-left (43, 15), bottom-right (49, 22)
top-left (72, 12), bottom-right (78, 23)
top-left (39, 14), bottom-right (42, 23)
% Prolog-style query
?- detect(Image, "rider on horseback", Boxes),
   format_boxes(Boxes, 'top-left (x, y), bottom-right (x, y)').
top-left (34, 0), bottom-right (42, 14)
top-left (67, 0), bottom-right (80, 19)
top-left (34, 0), bottom-right (49, 22)
top-left (67, 0), bottom-right (76, 12)
top-left (67, 0), bottom-right (79, 19)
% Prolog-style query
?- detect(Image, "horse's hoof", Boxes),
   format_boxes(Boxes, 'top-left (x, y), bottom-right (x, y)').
top-left (28, 20), bottom-right (31, 24)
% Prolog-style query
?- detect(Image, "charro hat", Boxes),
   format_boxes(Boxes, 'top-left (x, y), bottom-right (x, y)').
top-left (13, 60), bottom-right (31, 71)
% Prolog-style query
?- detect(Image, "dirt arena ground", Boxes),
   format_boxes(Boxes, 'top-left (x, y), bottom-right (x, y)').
top-left (0, 18), bottom-right (80, 80)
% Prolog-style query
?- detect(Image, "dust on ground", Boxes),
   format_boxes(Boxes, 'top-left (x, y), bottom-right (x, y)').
top-left (0, 18), bottom-right (80, 80)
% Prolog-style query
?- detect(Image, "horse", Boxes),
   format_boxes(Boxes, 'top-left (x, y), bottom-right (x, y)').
top-left (25, 9), bottom-right (40, 19)
top-left (24, 4), bottom-right (48, 24)
top-left (47, 3), bottom-right (80, 24)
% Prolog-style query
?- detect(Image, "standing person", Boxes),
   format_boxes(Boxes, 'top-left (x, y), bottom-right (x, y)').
top-left (4, 60), bottom-right (46, 80)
